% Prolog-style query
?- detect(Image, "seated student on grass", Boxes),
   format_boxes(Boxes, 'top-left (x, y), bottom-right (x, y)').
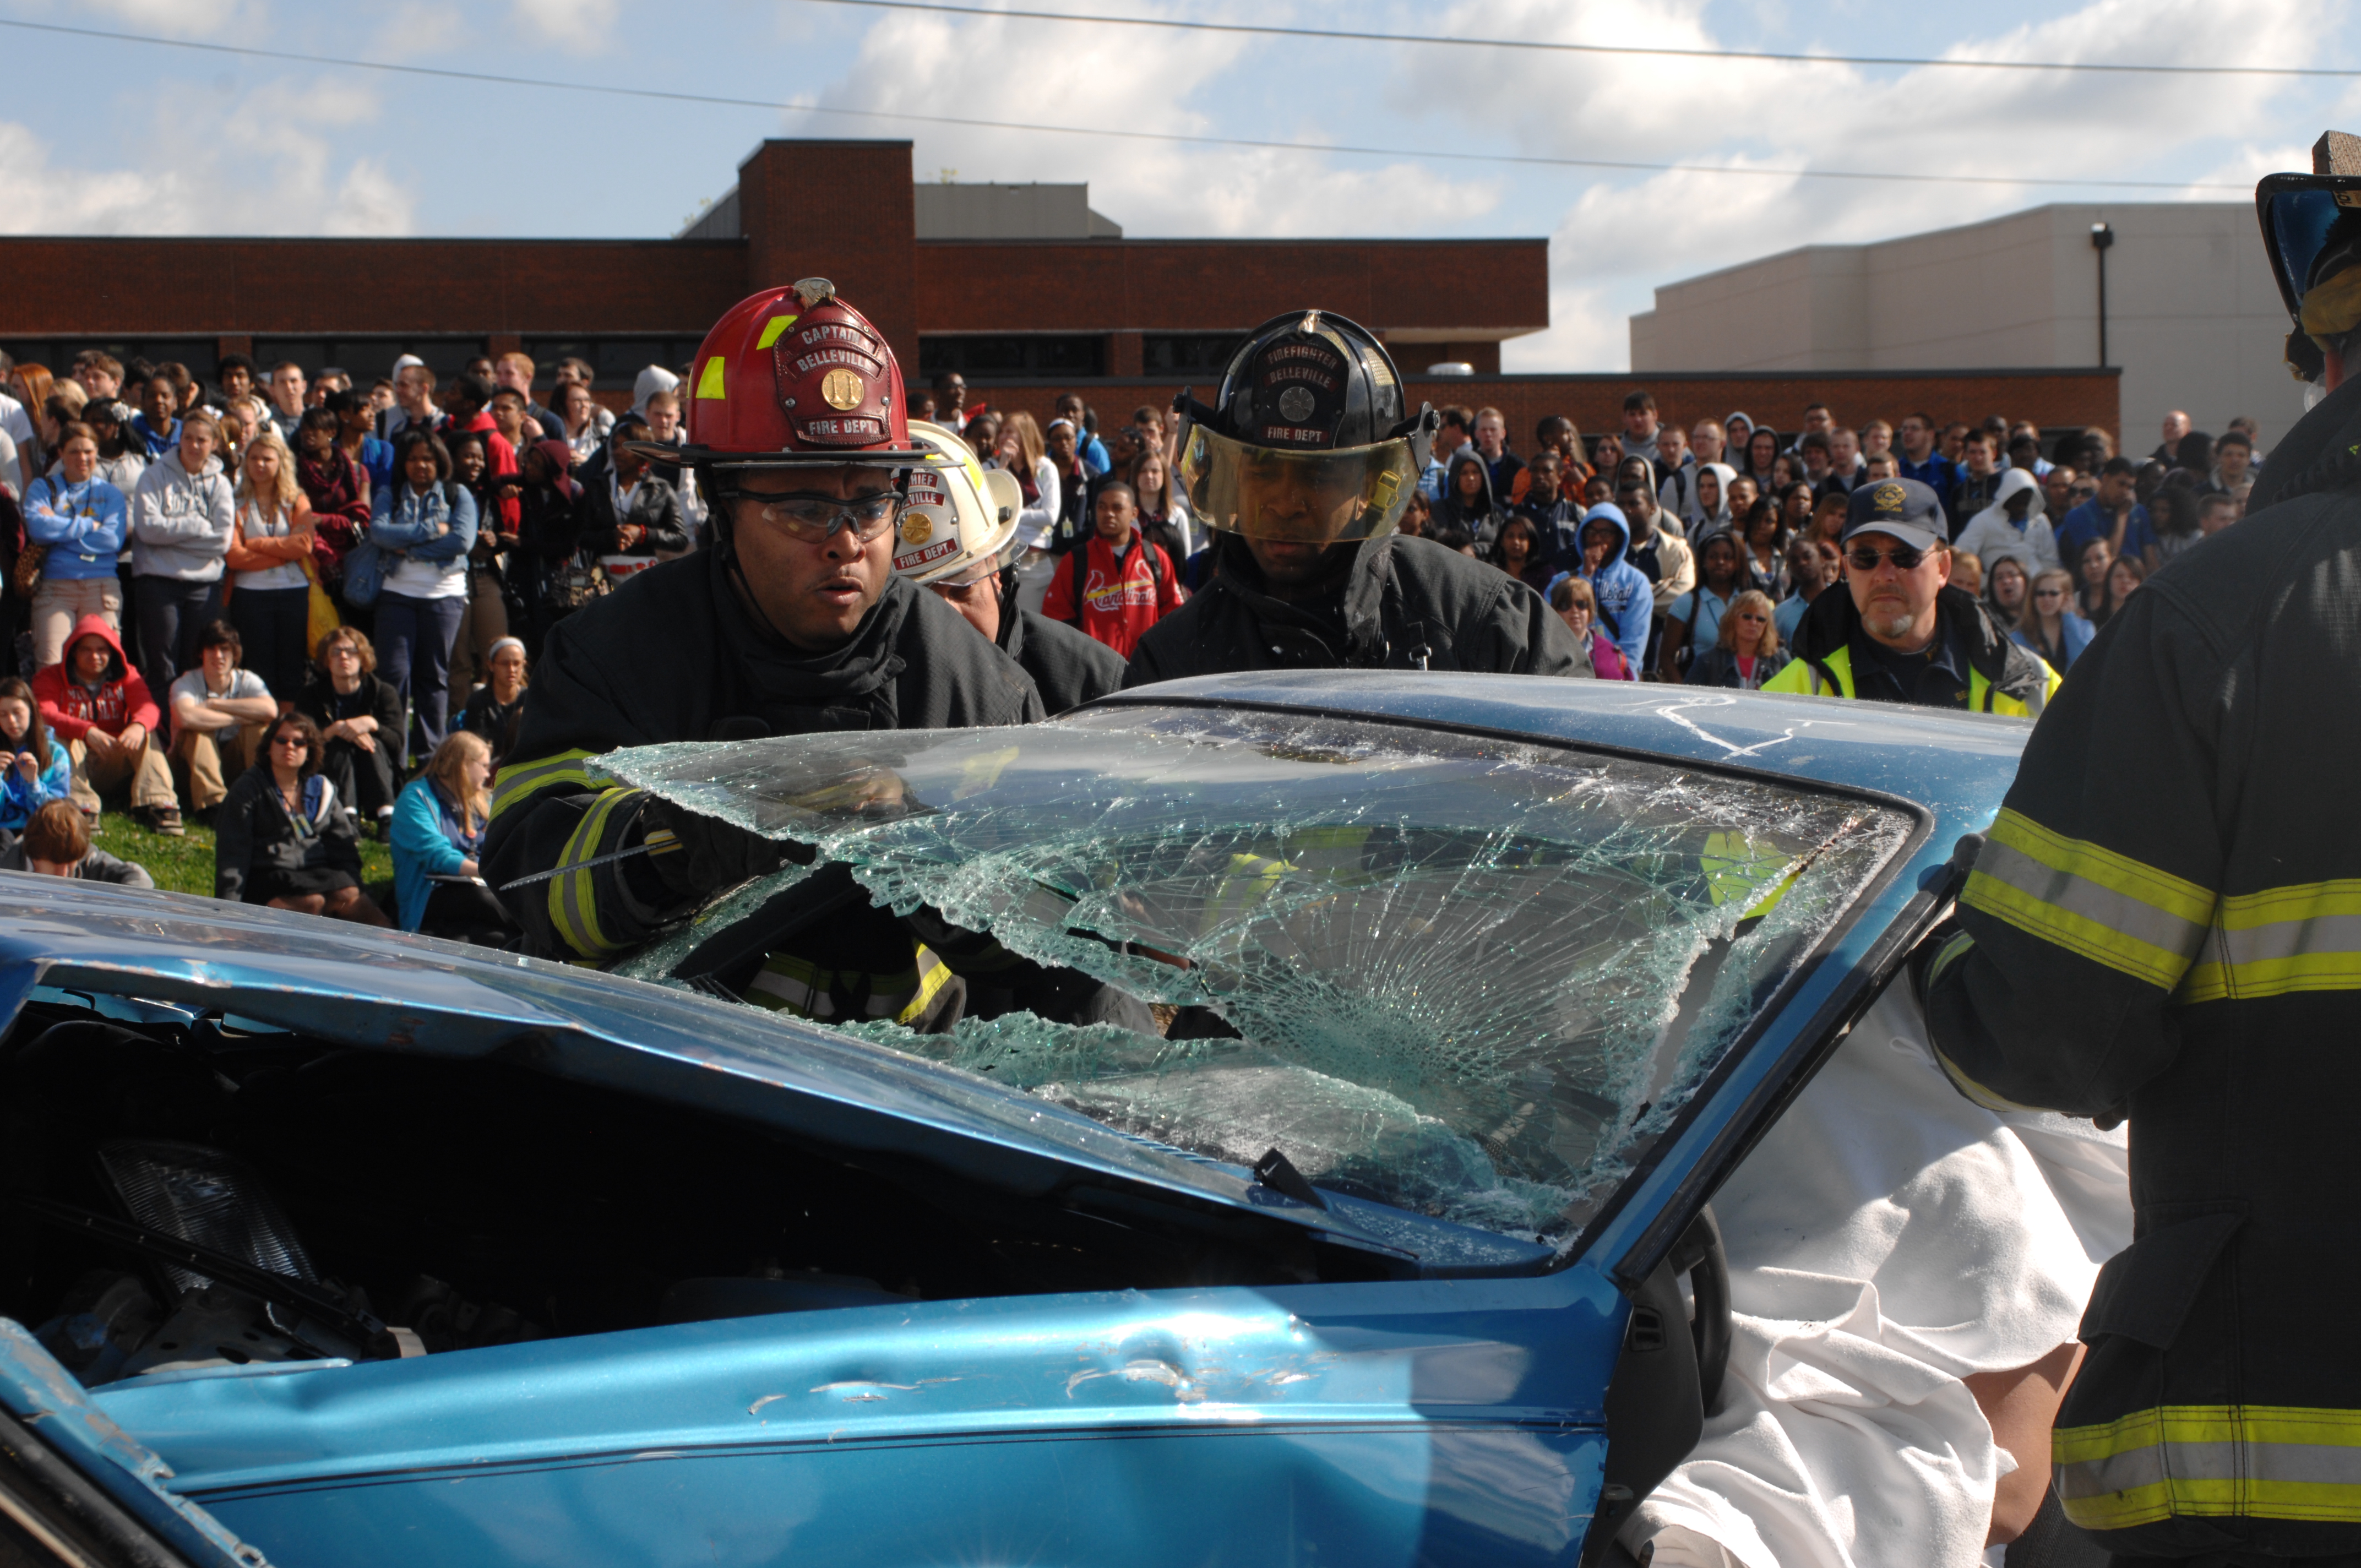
top-left (391, 729), bottom-right (517, 947)
top-left (0, 677), bottom-right (73, 836)
top-left (166, 619), bottom-right (279, 824)
top-left (0, 799), bottom-right (154, 888)
top-left (214, 710), bottom-right (389, 925)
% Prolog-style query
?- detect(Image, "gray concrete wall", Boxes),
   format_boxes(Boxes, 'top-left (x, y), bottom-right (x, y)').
top-left (1631, 203), bottom-right (2295, 446)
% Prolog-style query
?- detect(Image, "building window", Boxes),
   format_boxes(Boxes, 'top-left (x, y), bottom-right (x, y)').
top-left (920, 335), bottom-right (1105, 379)
top-left (521, 337), bottom-right (706, 393)
top-left (3, 339), bottom-right (224, 382)
top-left (1141, 334), bottom-right (1243, 379)
top-left (252, 339), bottom-right (489, 383)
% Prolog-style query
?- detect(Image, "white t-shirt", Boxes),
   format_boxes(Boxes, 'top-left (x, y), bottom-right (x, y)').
top-left (168, 667), bottom-right (271, 743)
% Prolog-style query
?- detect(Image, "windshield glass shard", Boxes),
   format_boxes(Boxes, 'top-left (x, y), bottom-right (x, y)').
top-left (602, 708), bottom-right (1911, 1248)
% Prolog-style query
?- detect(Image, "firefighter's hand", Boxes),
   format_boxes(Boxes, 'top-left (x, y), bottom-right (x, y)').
top-left (644, 799), bottom-right (792, 899)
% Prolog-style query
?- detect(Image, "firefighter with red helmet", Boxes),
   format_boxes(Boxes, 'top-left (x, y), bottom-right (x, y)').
top-left (483, 279), bottom-right (1042, 993)
top-left (1124, 309), bottom-right (1584, 682)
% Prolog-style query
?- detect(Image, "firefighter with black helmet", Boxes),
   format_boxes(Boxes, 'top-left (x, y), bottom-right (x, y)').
top-left (483, 279), bottom-right (1042, 1006)
top-left (1919, 130), bottom-right (2361, 1559)
top-left (1123, 310), bottom-right (1584, 683)
top-left (891, 418), bottom-right (1123, 716)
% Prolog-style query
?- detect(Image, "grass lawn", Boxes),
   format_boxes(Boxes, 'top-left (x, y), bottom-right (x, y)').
top-left (97, 808), bottom-right (395, 899)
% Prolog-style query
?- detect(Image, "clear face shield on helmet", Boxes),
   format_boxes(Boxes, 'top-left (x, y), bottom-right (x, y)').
top-left (2256, 172), bottom-right (2361, 405)
top-left (1179, 423), bottom-right (1421, 546)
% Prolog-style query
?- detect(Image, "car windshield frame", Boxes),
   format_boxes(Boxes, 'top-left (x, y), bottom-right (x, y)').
top-left (602, 699), bottom-right (1933, 1274)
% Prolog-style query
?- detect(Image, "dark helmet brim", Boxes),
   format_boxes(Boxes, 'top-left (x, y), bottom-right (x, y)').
top-left (667, 442), bottom-right (934, 469)
top-left (2258, 171), bottom-right (2361, 325)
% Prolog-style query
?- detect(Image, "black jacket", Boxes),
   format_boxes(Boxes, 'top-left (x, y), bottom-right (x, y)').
top-left (581, 474), bottom-right (689, 559)
top-left (1923, 373), bottom-right (2361, 1558)
top-left (999, 602), bottom-right (1122, 717)
top-left (295, 669), bottom-right (407, 770)
top-left (213, 764), bottom-right (362, 903)
top-left (1123, 533), bottom-right (1584, 685)
top-left (483, 547), bottom-right (1043, 959)
top-left (1781, 579), bottom-right (2053, 712)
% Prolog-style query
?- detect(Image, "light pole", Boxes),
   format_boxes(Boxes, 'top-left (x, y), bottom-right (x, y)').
top-left (2091, 221), bottom-right (2115, 367)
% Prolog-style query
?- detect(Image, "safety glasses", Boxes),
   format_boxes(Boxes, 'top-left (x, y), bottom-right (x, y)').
top-left (712, 486), bottom-right (905, 544)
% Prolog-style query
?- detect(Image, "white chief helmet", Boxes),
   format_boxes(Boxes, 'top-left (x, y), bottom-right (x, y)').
top-left (891, 419), bottom-right (1025, 586)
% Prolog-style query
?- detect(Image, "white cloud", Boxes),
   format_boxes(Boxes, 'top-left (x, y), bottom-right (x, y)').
top-left (78, 0), bottom-right (263, 36)
top-left (797, 4), bottom-right (1503, 238)
top-left (510, 0), bottom-right (620, 53)
top-left (0, 75), bottom-right (416, 236)
top-left (371, 0), bottom-right (470, 60)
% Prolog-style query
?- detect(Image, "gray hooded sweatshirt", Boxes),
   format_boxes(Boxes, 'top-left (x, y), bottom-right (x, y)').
top-left (129, 447), bottom-right (234, 582)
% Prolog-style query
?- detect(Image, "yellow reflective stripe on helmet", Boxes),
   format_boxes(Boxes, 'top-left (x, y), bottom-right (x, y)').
top-left (491, 748), bottom-right (603, 824)
top-left (546, 786), bottom-right (638, 959)
top-left (2057, 1406), bottom-right (2361, 1529)
top-left (2181, 880), bottom-right (2361, 1001)
top-left (695, 355), bottom-right (727, 399)
top-left (753, 313), bottom-right (801, 350)
top-left (1962, 809), bottom-right (2216, 990)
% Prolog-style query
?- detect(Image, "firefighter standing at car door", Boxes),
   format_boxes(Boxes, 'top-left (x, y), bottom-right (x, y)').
top-left (481, 279), bottom-right (1042, 1020)
top-left (1761, 478), bottom-right (2060, 714)
top-left (1041, 481), bottom-right (1183, 660)
top-left (1121, 310), bottom-right (1583, 683)
top-left (1920, 130), bottom-right (2361, 1562)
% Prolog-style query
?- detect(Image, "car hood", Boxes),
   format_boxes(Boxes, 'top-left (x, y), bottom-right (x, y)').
top-left (0, 876), bottom-right (1524, 1274)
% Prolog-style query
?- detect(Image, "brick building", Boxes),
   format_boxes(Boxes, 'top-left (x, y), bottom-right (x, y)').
top-left (0, 135), bottom-right (2120, 442)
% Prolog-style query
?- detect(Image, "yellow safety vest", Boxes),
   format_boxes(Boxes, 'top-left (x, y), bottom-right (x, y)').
top-left (1759, 643), bottom-right (2059, 717)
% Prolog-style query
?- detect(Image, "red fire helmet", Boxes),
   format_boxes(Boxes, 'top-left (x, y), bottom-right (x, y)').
top-left (673, 277), bottom-right (929, 470)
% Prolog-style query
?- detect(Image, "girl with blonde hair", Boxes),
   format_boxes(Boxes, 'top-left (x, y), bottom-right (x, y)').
top-left (1685, 588), bottom-right (1789, 689)
top-left (224, 427), bottom-right (319, 704)
top-left (391, 728), bottom-right (516, 945)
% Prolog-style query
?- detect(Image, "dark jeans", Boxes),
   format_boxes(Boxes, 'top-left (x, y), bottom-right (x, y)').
top-left (133, 576), bottom-right (224, 726)
top-left (320, 736), bottom-right (400, 822)
top-left (374, 591), bottom-right (465, 757)
top-left (419, 879), bottom-right (519, 948)
top-left (230, 585), bottom-right (311, 712)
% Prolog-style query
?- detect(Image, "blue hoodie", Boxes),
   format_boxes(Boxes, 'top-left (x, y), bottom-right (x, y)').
top-left (1576, 504), bottom-right (1653, 673)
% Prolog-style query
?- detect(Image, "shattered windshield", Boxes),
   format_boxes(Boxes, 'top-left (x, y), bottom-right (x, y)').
top-left (603, 709), bottom-right (1912, 1248)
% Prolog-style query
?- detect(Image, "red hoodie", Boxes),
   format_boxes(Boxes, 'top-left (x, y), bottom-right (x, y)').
top-left (33, 615), bottom-right (161, 741)
top-left (1041, 529), bottom-right (1184, 658)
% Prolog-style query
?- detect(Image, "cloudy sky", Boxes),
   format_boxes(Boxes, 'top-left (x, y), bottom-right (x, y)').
top-left (2, 0), bottom-right (2349, 369)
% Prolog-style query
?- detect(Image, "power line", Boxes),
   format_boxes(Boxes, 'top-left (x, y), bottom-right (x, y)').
top-left (0, 16), bottom-right (2255, 194)
top-left (800, 0), bottom-right (2358, 80)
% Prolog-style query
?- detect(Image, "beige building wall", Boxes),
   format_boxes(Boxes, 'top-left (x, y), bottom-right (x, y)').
top-left (1630, 204), bottom-right (2295, 446)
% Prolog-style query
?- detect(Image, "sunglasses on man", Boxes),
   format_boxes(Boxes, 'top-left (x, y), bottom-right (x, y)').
top-left (1846, 542), bottom-right (1929, 573)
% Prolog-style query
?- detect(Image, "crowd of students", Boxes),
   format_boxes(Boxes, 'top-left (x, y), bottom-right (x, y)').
top-left (0, 340), bottom-right (2255, 940)
top-left (1370, 393), bottom-right (2256, 688)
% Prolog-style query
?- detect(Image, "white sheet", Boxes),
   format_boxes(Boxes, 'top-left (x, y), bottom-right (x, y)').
top-left (1625, 977), bottom-right (2132, 1568)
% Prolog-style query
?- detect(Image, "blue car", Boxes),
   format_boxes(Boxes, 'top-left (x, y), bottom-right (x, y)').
top-left (0, 674), bottom-right (2027, 1568)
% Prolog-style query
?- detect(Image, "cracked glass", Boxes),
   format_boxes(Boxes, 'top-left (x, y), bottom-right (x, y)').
top-left (601, 708), bottom-right (1911, 1247)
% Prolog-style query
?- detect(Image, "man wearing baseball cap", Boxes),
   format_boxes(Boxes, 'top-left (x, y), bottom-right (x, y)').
top-left (1761, 477), bottom-right (2059, 714)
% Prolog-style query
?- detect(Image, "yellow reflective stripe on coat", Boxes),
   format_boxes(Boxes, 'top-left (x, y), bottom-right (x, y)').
top-left (492, 747), bottom-right (603, 823)
top-left (1701, 830), bottom-right (1798, 918)
top-left (546, 786), bottom-right (639, 959)
top-left (2180, 880), bottom-right (2361, 1001)
top-left (2056, 1406), bottom-right (2361, 1529)
top-left (1962, 809), bottom-right (2216, 990)
top-left (1756, 644), bottom-right (2057, 716)
top-left (742, 944), bottom-right (951, 1024)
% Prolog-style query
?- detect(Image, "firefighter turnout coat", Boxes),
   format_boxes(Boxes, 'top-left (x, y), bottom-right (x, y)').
top-left (1924, 376), bottom-right (2361, 1557)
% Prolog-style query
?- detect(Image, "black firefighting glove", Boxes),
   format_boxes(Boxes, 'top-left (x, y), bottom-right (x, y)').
top-left (643, 798), bottom-right (796, 901)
